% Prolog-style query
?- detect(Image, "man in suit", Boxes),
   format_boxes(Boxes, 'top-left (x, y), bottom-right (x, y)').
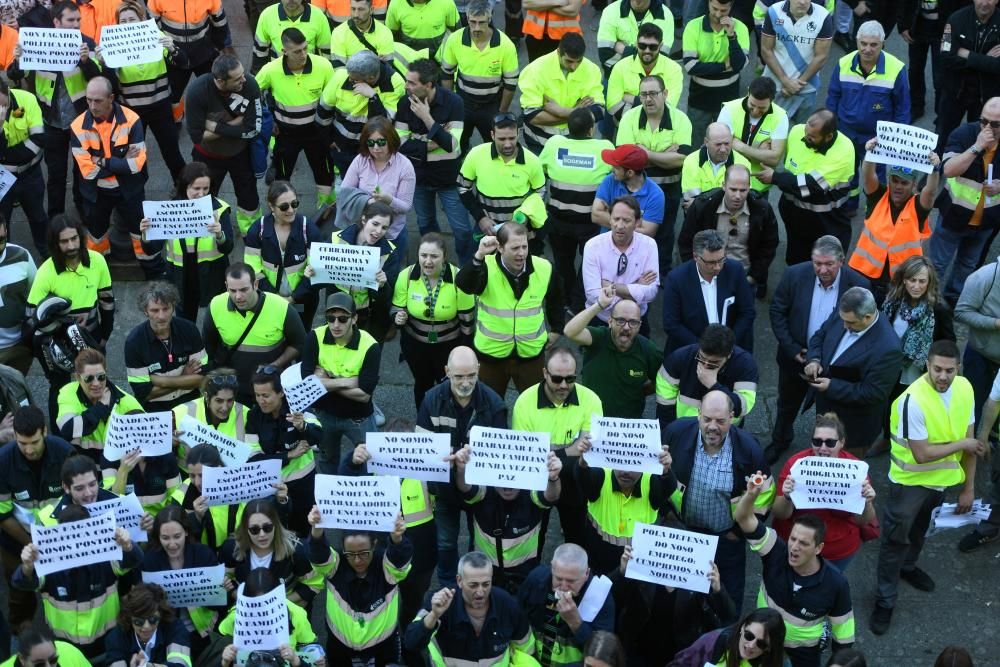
top-left (804, 286), bottom-right (903, 455)
top-left (662, 229), bottom-right (755, 355)
top-left (766, 235), bottom-right (870, 463)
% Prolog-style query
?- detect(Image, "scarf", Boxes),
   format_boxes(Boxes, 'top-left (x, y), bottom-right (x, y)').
top-left (882, 298), bottom-right (935, 368)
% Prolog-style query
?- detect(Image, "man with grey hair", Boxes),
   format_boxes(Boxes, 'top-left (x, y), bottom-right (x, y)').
top-left (662, 228), bottom-right (755, 355)
top-left (803, 286), bottom-right (903, 454)
top-left (404, 550), bottom-right (535, 664)
top-left (316, 48), bottom-right (405, 177)
top-left (766, 235), bottom-right (870, 463)
top-left (826, 20), bottom-right (910, 212)
top-left (518, 543), bottom-right (615, 665)
top-left (123, 282), bottom-right (207, 411)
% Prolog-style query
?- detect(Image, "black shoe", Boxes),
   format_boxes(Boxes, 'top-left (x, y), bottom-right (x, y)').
top-left (764, 442), bottom-right (789, 465)
top-left (869, 604), bottom-right (893, 635)
top-left (899, 566), bottom-right (935, 592)
top-left (833, 31), bottom-right (853, 52)
top-left (958, 527), bottom-right (1000, 553)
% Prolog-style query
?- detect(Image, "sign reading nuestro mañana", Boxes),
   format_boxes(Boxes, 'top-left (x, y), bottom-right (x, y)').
top-left (625, 523), bottom-right (719, 594)
top-left (309, 242), bottom-right (380, 289)
top-left (789, 456), bottom-right (868, 515)
top-left (365, 432), bottom-right (452, 483)
top-left (142, 196), bottom-right (214, 240)
top-left (314, 474), bottom-right (401, 532)
top-left (18, 28), bottom-right (81, 72)
top-left (99, 19), bottom-right (163, 68)
top-left (465, 426), bottom-right (550, 492)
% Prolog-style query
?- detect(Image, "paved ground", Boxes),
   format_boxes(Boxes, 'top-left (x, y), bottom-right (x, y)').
top-left (3, 1), bottom-right (1000, 663)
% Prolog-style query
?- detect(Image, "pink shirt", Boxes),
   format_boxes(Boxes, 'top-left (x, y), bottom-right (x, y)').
top-left (341, 152), bottom-right (416, 240)
top-left (581, 231), bottom-right (660, 320)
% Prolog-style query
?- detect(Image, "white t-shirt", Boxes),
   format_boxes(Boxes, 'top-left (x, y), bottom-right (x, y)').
top-left (718, 103), bottom-right (790, 141)
top-left (896, 386), bottom-right (975, 441)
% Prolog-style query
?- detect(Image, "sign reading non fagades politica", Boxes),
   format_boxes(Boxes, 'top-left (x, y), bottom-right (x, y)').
top-left (314, 474), bottom-right (400, 532)
top-left (465, 427), bottom-right (550, 492)
top-left (202, 459), bottom-right (282, 507)
top-left (365, 432), bottom-right (452, 483)
top-left (283, 375), bottom-right (327, 414)
top-left (789, 457), bottom-right (868, 515)
top-left (143, 564), bottom-right (227, 607)
top-left (18, 28), bottom-right (81, 71)
top-left (625, 522), bottom-right (719, 594)
top-left (233, 582), bottom-right (289, 651)
top-left (865, 121), bottom-right (939, 174)
top-left (587, 417), bottom-right (663, 474)
top-left (142, 196), bottom-right (214, 240)
top-left (178, 415), bottom-right (253, 467)
top-left (309, 243), bottom-right (380, 289)
top-left (104, 411), bottom-right (173, 461)
top-left (30, 511), bottom-right (122, 576)
top-left (99, 19), bottom-right (162, 68)
top-left (84, 493), bottom-right (147, 543)
top-left (0, 167), bottom-right (15, 201)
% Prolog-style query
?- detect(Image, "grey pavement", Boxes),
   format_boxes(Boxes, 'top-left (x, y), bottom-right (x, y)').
top-left (4, 1), bottom-right (1000, 664)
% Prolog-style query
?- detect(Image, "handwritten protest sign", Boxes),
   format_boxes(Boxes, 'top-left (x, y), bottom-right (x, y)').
top-left (30, 511), bottom-right (122, 576)
top-left (143, 564), bottom-right (227, 607)
top-left (178, 415), bottom-right (253, 467)
top-left (466, 427), bottom-right (550, 492)
top-left (314, 474), bottom-right (400, 532)
top-left (626, 523), bottom-right (718, 594)
top-left (587, 417), bottom-right (662, 474)
top-left (788, 457), bottom-right (868, 515)
top-left (104, 411), bottom-right (173, 461)
top-left (866, 121), bottom-right (939, 174)
top-left (284, 374), bottom-right (327, 414)
top-left (202, 460), bottom-right (282, 507)
top-left (99, 20), bottom-right (162, 68)
top-left (233, 582), bottom-right (289, 651)
top-left (85, 493), bottom-right (147, 543)
top-left (142, 196), bottom-right (214, 240)
top-left (309, 242), bottom-right (380, 289)
top-left (366, 432), bottom-right (451, 483)
top-left (0, 167), bottom-right (14, 202)
top-left (18, 28), bottom-right (81, 72)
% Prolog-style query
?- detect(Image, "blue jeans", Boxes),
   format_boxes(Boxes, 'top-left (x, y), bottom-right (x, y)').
top-left (413, 185), bottom-right (475, 267)
top-left (314, 409), bottom-right (377, 474)
top-left (434, 491), bottom-right (464, 584)
top-left (826, 552), bottom-right (857, 573)
top-left (927, 223), bottom-right (994, 302)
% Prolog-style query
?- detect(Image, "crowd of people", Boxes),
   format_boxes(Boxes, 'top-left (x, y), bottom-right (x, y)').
top-left (0, 0), bottom-right (998, 664)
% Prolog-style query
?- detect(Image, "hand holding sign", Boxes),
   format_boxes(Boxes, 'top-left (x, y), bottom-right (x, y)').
top-left (309, 243), bottom-right (380, 288)
top-left (233, 582), bottom-right (289, 651)
top-left (625, 523), bottom-right (719, 593)
top-left (283, 375), bottom-right (327, 414)
top-left (104, 412), bottom-right (173, 461)
top-left (865, 122), bottom-right (939, 174)
top-left (18, 28), bottom-right (82, 71)
top-left (29, 511), bottom-right (124, 576)
top-left (314, 474), bottom-right (400, 532)
top-left (586, 417), bottom-right (663, 474)
top-left (99, 20), bottom-right (163, 68)
top-left (788, 457), bottom-right (868, 515)
top-left (465, 427), bottom-right (550, 492)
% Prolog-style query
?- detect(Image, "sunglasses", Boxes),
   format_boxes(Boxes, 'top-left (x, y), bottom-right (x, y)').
top-left (82, 373), bottom-right (107, 383)
top-left (344, 550), bottom-right (373, 561)
top-left (617, 252), bottom-right (628, 276)
top-left (636, 42), bottom-right (659, 51)
top-left (209, 374), bottom-right (238, 389)
top-left (248, 522), bottom-right (274, 536)
top-left (811, 438), bottom-right (840, 449)
top-left (493, 111), bottom-right (519, 126)
top-left (275, 200), bottom-right (300, 212)
top-left (259, 365), bottom-right (279, 376)
top-left (326, 314), bottom-right (352, 324)
top-left (132, 615), bottom-right (160, 627)
top-left (366, 138), bottom-right (388, 147)
top-left (979, 118), bottom-right (1000, 129)
top-left (612, 317), bottom-right (641, 329)
top-left (743, 629), bottom-right (769, 652)
top-left (547, 374), bottom-right (577, 385)
top-left (728, 216), bottom-right (739, 237)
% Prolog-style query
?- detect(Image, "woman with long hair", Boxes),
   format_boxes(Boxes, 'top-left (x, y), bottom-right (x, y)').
top-left (104, 584), bottom-right (190, 667)
top-left (669, 608), bottom-right (785, 667)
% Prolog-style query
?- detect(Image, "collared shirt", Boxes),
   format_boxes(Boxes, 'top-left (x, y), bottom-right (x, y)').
top-left (761, 0), bottom-right (833, 90)
top-left (716, 198), bottom-right (751, 269)
top-left (685, 432), bottom-right (734, 532)
top-left (699, 269), bottom-right (719, 324)
top-left (831, 312), bottom-right (879, 363)
top-left (581, 230), bottom-right (659, 319)
top-left (341, 152), bottom-right (415, 240)
top-left (595, 173), bottom-right (666, 225)
top-left (807, 272), bottom-right (841, 340)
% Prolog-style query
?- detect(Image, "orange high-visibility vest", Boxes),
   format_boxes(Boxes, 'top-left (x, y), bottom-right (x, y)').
top-left (522, 4), bottom-right (583, 40)
top-left (76, 0), bottom-right (118, 43)
top-left (318, 0), bottom-right (387, 24)
top-left (849, 189), bottom-right (929, 279)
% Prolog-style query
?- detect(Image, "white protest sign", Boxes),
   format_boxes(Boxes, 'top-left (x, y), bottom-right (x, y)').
top-left (142, 196), bottom-right (214, 240)
top-left (104, 411), bottom-right (173, 461)
top-left (18, 28), bottom-right (81, 72)
top-left (99, 19), bottom-right (163, 68)
top-left (85, 493), bottom-right (147, 543)
top-left (0, 167), bottom-right (15, 202)
top-left (788, 457), bottom-right (868, 515)
top-left (280, 362), bottom-right (303, 389)
top-left (587, 417), bottom-right (662, 474)
top-left (202, 459), bottom-right (282, 507)
top-left (284, 374), bottom-right (327, 414)
top-left (865, 121), bottom-right (939, 174)
top-left (465, 427), bottom-right (550, 492)
top-left (314, 474), bottom-right (400, 532)
top-left (142, 564), bottom-right (227, 607)
top-left (625, 523), bottom-right (718, 594)
top-left (365, 432), bottom-right (451, 483)
top-left (309, 242), bottom-right (380, 289)
top-left (30, 510), bottom-right (123, 576)
top-left (233, 581), bottom-right (289, 651)
top-left (178, 415), bottom-right (253, 467)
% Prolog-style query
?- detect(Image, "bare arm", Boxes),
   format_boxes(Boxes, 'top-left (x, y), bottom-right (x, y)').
top-left (591, 199), bottom-right (611, 229)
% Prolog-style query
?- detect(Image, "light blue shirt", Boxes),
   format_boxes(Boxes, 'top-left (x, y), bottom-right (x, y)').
top-left (807, 272), bottom-right (841, 342)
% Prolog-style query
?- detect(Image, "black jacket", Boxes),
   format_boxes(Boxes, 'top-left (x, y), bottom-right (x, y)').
top-left (677, 188), bottom-right (780, 285)
top-left (940, 4), bottom-right (1000, 106)
top-left (899, 0), bottom-right (971, 33)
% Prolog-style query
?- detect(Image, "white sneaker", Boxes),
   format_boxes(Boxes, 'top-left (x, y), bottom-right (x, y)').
top-left (374, 403), bottom-right (386, 427)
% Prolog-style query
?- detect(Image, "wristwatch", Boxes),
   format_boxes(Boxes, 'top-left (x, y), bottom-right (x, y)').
top-left (971, 145), bottom-right (985, 156)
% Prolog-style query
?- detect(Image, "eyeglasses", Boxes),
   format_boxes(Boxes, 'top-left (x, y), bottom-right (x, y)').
top-left (275, 200), bottom-right (300, 212)
top-left (131, 615), bottom-right (161, 628)
top-left (30, 655), bottom-right (59, 667)
top-left (326, 313), bottom-right (352, 324)
top-left (695, 354), bottom-right (724, 370)
top-left (612, 317), bottom-right (641, 329)
top-left (696, 254), bottom-right (726, 268)
top-left (547, 373), bottom-right (576, 385)
top-left (366, 138), bottom-right (388, 147)
top-left (208, 374), bottom-right (238, 389)
top-left (811, 438), bottom-right (840, 449)
top-left (637, 90), bottom-right (663, 99)
top-left (743, 629), bottom-right (769, 652)
top-left (636, 42), bottom-right (660, 51)
top-left (979, 118), bottom-right (1000, 129)
top-left (82, 373), bottom-right (107, 383)
top-left (248, 522), bottom-right (274, 536)
top-left (617, 252), bottom-right (628, 276)
top-left (344, 549), bottom-right (373, 561)
top-left (493, 112), bottom-right (519, 126)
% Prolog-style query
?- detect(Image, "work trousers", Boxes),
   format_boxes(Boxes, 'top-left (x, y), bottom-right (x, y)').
top-left (0, 163), bottom-right (48, 257)
top-left (875, 481), bottom-right (943, 608)
top-left (963, 346), bottom-right (1000, 535)
top-left (771, 360), bottom-right (809, 451)
top-left (413, 185), bottom-right (474, 266)
top-left (936, 91), bottom-right (983, 156)
top-left (656, 193), bottom-right (681, 277)
top-left (549, 216), bottom-right (598, 313)
top-left (43, 124), bottom-right (82, 218)
top-left (400, 333), bottom-right (456, 411)
top-left (167, 57), bottom-right (215, 111)
top-left (434, 491), bottom-right (467, 583)
top-left (555, 453), bottom-right (587, 547)
top-left (193, 145), bottom-right (260, 229)
top-left (779, 199), bottom-right (851, 266)
top-left (273, 129), bottom-right (334, 186)
top-left (314, 408), bottom-right (377, 474)
top-left (477, 351), bottom-right (544, 398)
top-left (908, 17), bottom-right (943, 117)
top-left (138, 101), bottom-right (186, 181)
top-left (83, 191), bottom-right (165, 278)
top-left (687, 105), bottom-right (718, 149)
top-left (927, 222), bottom-right (994, 304)
top-left (504, 0), bottom-right (523, 40)
top-left (326, 633), bottom-right (399, 667)
top-left (461, 103), bottom-right (499, 154)
top-left (525, 35), bottom-right (560, 62)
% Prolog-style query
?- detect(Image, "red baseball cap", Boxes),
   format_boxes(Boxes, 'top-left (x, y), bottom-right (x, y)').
top-left (601, 144), bottom-right (647, 172)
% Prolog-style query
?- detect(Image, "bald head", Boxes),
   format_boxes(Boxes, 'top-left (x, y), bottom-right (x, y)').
top-left (723, 164), bottom-right (751, 212)
top-left (699, 390), bottom-right (734, 448)
top-left (705, 123), bottom-right (734, 163)
top-left (702, 390), bottom-right (734, 415)
top-left (447, 345), bottom-right (478, 369)
top-left (86, 77), bottom-right (115, 120)
top-left (446, 346), bottom-right (480, 400)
